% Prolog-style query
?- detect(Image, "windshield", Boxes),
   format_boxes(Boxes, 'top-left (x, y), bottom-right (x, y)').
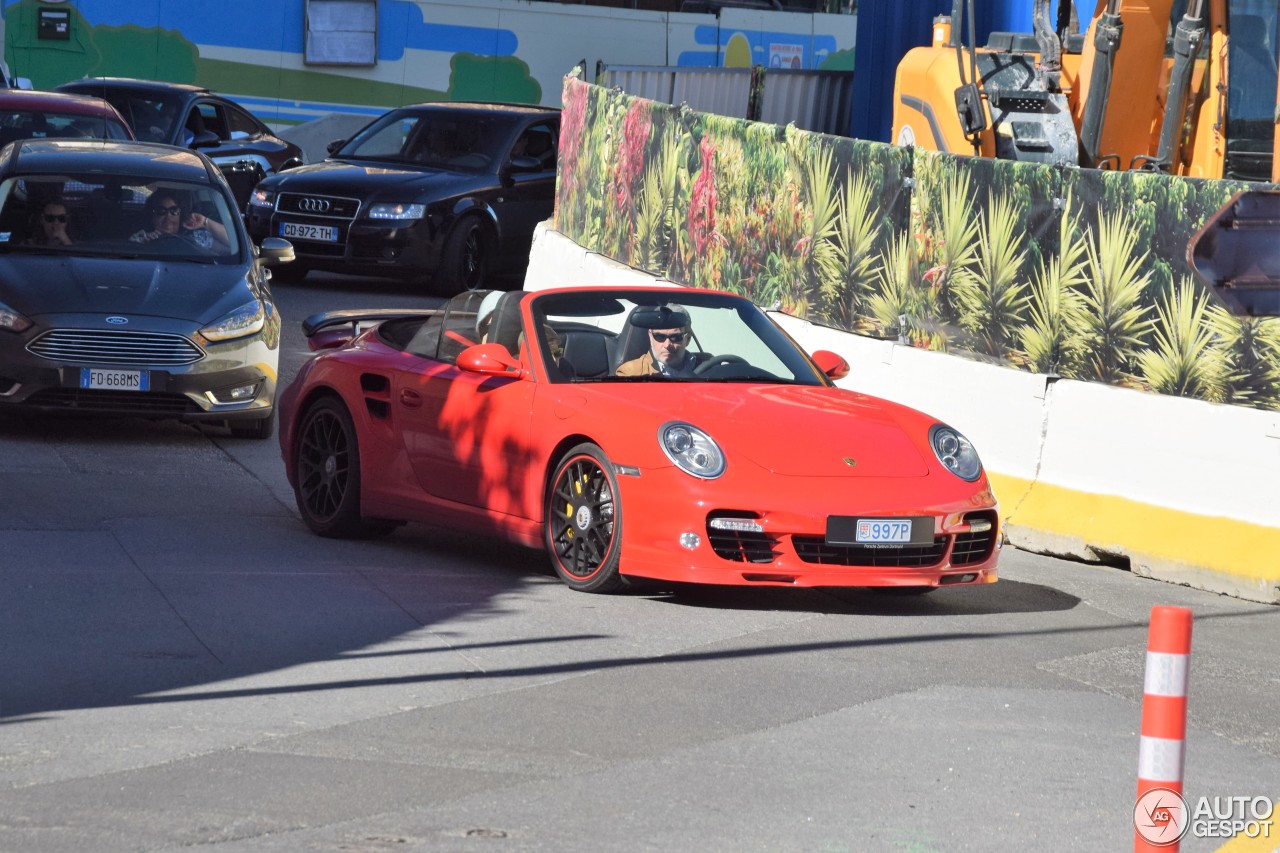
top-left (0, 110), bottom-right (131, 145)
top-left (97, 92), bottom-right (183, 143)
top-left (530, 289), bottom-right (828, 385)
top-left (336, 110), bottom-right (510, 171)
top-left (0, 172), bottom-right (241, 261)
top-left (1226, 2), bottom-right (1280, 180)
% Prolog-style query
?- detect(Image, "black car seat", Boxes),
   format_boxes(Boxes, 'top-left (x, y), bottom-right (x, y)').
top-left (611, 306), bottom-right (654, 373)
top-left (485, 291), bottom-right (528, 358)
top-left (522, 127), bottom-right (555, 168)
top-left (559, 331), bottom-right (612, 378)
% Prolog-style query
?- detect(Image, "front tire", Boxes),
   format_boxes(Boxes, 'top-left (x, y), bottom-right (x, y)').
top-left (436, 218), bottom-right (489, 295)
top-left (545, 443), bottom-right (627, 593)
top-left (293, 396), bottom-right (397, 538)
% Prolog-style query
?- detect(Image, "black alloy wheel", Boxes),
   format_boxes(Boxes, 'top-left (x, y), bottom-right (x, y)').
top-left (545, 443), bottom-right (627, 593)
top-left (293, 397), bottom-right (397, 538)
top-left (437, 218), bottom-right (489, 295)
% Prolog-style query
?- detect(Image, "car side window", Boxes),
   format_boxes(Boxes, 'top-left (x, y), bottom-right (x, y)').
top-left (514, 122), bottom-right (557, 170)
top-left (225, 104), bottom-right (262, 141)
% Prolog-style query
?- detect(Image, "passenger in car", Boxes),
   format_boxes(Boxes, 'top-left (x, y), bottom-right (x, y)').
top-left (129, 193), bottom-right (229, 251)
top-left (25, 199), bottom-right (74, 246)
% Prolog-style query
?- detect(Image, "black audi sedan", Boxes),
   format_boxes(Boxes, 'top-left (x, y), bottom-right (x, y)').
top-left (55, 78), bottom-right (304, 209)
top-left (0, 138), bottom-right (293, 438)
top-left (244, 101), bottom-right (559, 294)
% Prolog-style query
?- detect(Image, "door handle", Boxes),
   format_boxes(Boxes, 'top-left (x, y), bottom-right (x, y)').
top-left (399, 389), bottom-right (422, 408)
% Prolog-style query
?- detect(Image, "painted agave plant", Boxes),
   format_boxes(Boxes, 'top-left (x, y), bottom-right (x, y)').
top-left (1020, 193), bottom-right (1089, 375)
top-left (1138, 276), bottom-right (1228, 401)
top-left (1078, 207), bottom-right (1153, 384)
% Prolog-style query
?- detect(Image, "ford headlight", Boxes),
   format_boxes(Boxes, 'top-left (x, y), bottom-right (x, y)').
top-left (929, 424), bottom-right (982, 481)
top-left (660, 421), bottom-right (725, 479)
top-left (0, 298), bottom-right (31, 333)
top-left (367, 202), bottom-right (426, 220)
top-left (249, 188), bottom-right (276, 210)
top-left (201, 300), bottom-right (265, 342)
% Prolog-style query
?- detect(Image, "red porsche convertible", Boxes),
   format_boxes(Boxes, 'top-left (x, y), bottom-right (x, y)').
top-left (279, 286), bottom-right (1000, 593)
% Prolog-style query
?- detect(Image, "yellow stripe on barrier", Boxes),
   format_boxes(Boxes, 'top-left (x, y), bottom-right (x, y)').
top-left (988, 473), bottom-right (1280, 596)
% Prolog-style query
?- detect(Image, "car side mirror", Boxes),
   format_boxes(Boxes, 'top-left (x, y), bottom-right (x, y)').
top-left (259, 237), bottom-right (295, 266)
top-left (326, 139), bottom-right (346, 156)
top-left (190, 129), bottom-right (219, 149)
top-left (1188, 188), bottom-right (1280, 316)
top-left (508, 155), bottom-right (543, 174)
top-left (457, 343), bottom-right (524, 377)
top-left (811, 349), bottom-right (850, 380)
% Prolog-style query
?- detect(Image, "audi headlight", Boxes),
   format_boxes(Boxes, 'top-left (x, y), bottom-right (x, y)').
top-left (659, 421), bottom-right (725, 479)
top-left (201, 300), bottom-right (265, 342)
top-left (0, 299), bottom-right (31, 333)
top-left (929, 424), bottom-right (982, 481)
top-left (249, 189), bottom-right (277, 210)
top-left (367, 202), bottom-right (426, 220)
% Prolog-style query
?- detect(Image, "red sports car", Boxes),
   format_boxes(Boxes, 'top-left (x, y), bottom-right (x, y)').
top-left (279, 286), bottom-right (1001, 593)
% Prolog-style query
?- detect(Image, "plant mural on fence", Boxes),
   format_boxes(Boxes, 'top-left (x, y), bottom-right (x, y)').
top-left (1019, 191), bottom-right (1090, 376)
top-left (554, 75), bottom-right (1280, 412)
top-left (950, 190), bottom-right (1030, 360)
top-left (1138, 276), bottom-right (1227, 401)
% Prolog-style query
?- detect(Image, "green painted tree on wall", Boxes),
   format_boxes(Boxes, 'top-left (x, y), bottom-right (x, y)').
top-left (448, 53), bottom-right (540, 104)
top-left (5, 0), bottom-right (100, 88)
top-left (89, 25), bottom-right (198, 82)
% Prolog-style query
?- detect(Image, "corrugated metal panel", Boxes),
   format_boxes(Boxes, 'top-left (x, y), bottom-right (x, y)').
top-left (760, 70), bottom-right (854, 135)
top-left (601, 64), bottom-right (853, 136)
top-left (672, 69), bottom-right (752, 118)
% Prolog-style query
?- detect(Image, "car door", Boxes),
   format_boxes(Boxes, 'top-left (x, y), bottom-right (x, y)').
top-left (494, 119), bottom-right (558, 266)
top-left (392, 292), bottom-right (538, 517)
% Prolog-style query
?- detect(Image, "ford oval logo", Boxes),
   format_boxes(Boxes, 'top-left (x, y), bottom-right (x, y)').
top-left (299, 197), bottom-right (331, 213)
top-left (105, 316), bottom-right (129, 325)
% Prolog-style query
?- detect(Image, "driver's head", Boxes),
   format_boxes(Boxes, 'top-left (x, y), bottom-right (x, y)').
top-left (148, 194), bottom-right (182, 234)
top-left (648, 318), bottom-right (690, 367)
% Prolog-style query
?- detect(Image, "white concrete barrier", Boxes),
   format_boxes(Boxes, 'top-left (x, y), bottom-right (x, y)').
top-left (526, 223), bottom-right (1280, 603)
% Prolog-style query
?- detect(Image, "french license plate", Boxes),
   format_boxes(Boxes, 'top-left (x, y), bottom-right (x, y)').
top-left (280, 221), bottom-right (338, 242)
top-left (80, 368), bottom-right (149, 391)
top-left (826, 515), bottom-right (931, 546)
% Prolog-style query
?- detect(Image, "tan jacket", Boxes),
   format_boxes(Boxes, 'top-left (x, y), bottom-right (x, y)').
top-left (615, 351), bottom-right (708, 377)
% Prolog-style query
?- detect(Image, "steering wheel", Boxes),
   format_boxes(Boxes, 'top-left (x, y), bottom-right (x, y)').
top-left (693, 354), bottom-right (748, 375)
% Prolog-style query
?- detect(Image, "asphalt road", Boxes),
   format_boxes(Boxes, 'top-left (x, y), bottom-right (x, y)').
top-left (1, 272), bottom-right (1277, 853)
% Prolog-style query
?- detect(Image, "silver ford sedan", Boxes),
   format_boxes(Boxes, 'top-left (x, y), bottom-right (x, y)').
top-left (0, 139), bottom-right (293, 438)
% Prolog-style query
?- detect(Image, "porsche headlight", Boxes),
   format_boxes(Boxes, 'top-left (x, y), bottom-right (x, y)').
top-left (201, 300), bottom-right (265, 342)
top-left (249, 188), bottom-right (276, 210)
top-left (660, 421), bottom-right (725, 479)
top-left (929, 424), bottom-right (982, 481)
top-left (367, 202), bottom-right (426, 220)
top-left (0, 299), bottom-right (31, 333)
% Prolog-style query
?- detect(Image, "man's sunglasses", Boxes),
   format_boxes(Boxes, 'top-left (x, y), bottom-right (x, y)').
top-left (152, 205), bottom-right (182, 216)
top-left (650, 331), bottom-right (686, 344)
top-left (42, 214), bottom-right (67, 223)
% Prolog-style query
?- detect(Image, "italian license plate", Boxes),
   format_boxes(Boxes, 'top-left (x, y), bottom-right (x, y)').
top-left (80, 368), bottom-right (149, 391)
top-left (280, 221), bottom-right (338, 242)
top-left (826, 515), bottom-right (932, 546)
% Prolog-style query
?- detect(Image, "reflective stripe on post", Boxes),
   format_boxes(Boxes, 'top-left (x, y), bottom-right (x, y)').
top-left (1135, 605), bottom-right (1193, 852)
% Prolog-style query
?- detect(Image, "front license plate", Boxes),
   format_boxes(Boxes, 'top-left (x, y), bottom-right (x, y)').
top-left (80, 368), bottom-right (149, 391)
top-left (826, 515), bottom-right (933, 546)
top-left (280, 221), bottom-right (338, 242)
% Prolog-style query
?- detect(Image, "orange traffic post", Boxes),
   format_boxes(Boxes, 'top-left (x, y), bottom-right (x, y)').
top-left (1134, 605), bottom-right (1193, 851)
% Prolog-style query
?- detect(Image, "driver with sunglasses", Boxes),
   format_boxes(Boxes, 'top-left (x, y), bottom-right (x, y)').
top-left (129, 192), bottom-right (228, 251)
top-left (615, 305), bottom-right (711, 378)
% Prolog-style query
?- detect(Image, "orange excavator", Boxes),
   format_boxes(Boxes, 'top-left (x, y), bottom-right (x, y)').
top-left (891, 0), bottom-right (1280, 182)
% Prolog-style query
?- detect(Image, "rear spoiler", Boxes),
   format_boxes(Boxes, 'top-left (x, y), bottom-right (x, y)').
top-left (301, 308), bottom-right (440, 338)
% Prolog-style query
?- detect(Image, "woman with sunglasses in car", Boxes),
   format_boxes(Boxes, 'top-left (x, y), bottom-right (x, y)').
top-left (129, 192), bottom-right (228, 251)
top-left (615, 304), bottom-right (712, 378)
top-left (26, 200), bottom-right (74, 247)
